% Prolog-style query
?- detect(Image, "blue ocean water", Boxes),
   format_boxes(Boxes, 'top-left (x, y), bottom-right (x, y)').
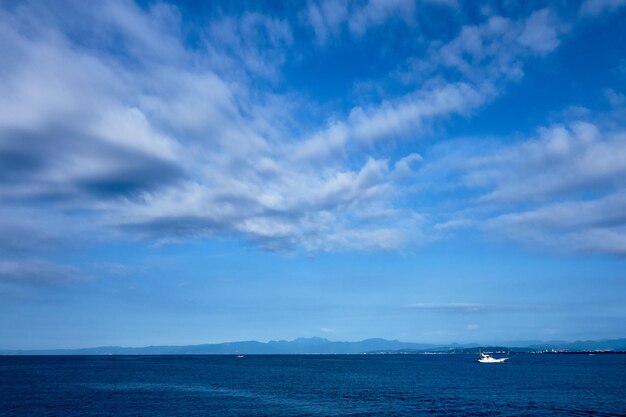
top-left (1, 354), bottom-right (625, 416)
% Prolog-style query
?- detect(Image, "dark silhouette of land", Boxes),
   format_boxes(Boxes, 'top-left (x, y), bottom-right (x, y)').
top-left (2, 337), bottom-right (625, 355)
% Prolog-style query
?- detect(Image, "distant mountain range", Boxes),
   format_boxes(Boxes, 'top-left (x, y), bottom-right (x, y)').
top-left (2, 337), bottom-right (625, 355)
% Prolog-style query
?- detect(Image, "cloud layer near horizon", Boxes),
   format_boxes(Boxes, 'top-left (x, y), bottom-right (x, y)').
top-left (1, 0), bottom-right (626, 286)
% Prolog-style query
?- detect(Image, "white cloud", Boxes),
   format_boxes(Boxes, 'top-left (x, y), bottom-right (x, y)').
top-left (467, 122), bottom-right (625, 203)
top-left (349, 82), bottom-right (487, 145)
top-left (422, 10), bottom-right (564, 83)
top-left (305, 0), bottom-right (349, 44)
top-left (394, 153), bottom-right (423, 178)
top-left (517, 9), bottom-right (560, 54)
top-left (292, 122), bottom-right (349, 163)
top-left (491, 192), bottom-right (626, 231)
top-left (290, 80), bottom-right (490, 166)
top-left (204, 12), bottom-right (292, 81)
top-left (1, 0), bottom-right (614, 258)
top-left (320, 9), bottom-right (568, 152)
top-left (113, 155), bottom-right (423, 251)
top-left (605, 88), bottom-right (626, 107)
top-left (348, 0), bottom-right (415, 36)
top-left (304, 0), bottom-right (414, 44)
top-left (487, 193), bottom-right (626, 255)
top-left (410, 303), bottom-right (489, 312)
top-left (433, 15), bottom-right (518, 79)
top-left (0, 260), bottom-right (88, 286)
top-left (409, 303), bottom-right (548, 312)
top-left (580, 0), bottom-right (626, 16)
top-left (417, 119), bottom-right (626, 255)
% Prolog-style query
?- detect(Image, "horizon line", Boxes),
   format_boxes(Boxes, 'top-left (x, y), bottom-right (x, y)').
top-left (3, 336), bottom-right (626, 352)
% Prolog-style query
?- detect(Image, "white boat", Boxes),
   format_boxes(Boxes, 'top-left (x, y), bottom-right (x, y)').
top-left (476, 352), bottom-right (508, 363)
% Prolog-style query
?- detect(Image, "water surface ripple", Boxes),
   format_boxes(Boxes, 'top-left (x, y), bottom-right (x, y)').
top-left (1, 354), bottom-right (625, 416)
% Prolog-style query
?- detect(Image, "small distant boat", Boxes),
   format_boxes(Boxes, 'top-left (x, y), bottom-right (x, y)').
top-left (476, 352), bottom-right (508, 363)
top-left (236, 354), bottom-right (244, 358)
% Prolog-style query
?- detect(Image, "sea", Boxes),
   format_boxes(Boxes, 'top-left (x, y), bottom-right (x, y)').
top-left (1, 354), bottom-right (625, 416)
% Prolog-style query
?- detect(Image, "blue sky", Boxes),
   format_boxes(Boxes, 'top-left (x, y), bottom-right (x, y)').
top-left (1, 0), bottom-right (626, 349)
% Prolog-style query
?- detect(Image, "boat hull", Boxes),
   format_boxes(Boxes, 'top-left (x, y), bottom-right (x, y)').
top-left (477, 357), bottom-right (508, 363)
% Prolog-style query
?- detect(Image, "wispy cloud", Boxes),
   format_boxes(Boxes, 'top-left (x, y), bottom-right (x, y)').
top-left (305, 0), bottom-right (349, 44)
top-left (0, 261), bottom-right (88, 286)
top-left (347, 0), bottom-right (415, 36)
top-left (409, 303), bottom-right (549, 312)
top-left (304, 0), bottom-right (415, 44)
top-left (580, 0), bottom-right (626, 16)
top-left (0, 0), bottom-right (622, 258)
top-left (421, 117), bottom-right (626, 255)
top-left (204, 12), bottom-right (293, 81)
top-left (299, 8), bottom-right (567, 160)
top-left (2, 0), bottom-right (427, 252)
top-left (410, 303), bottom-right (490, 312)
